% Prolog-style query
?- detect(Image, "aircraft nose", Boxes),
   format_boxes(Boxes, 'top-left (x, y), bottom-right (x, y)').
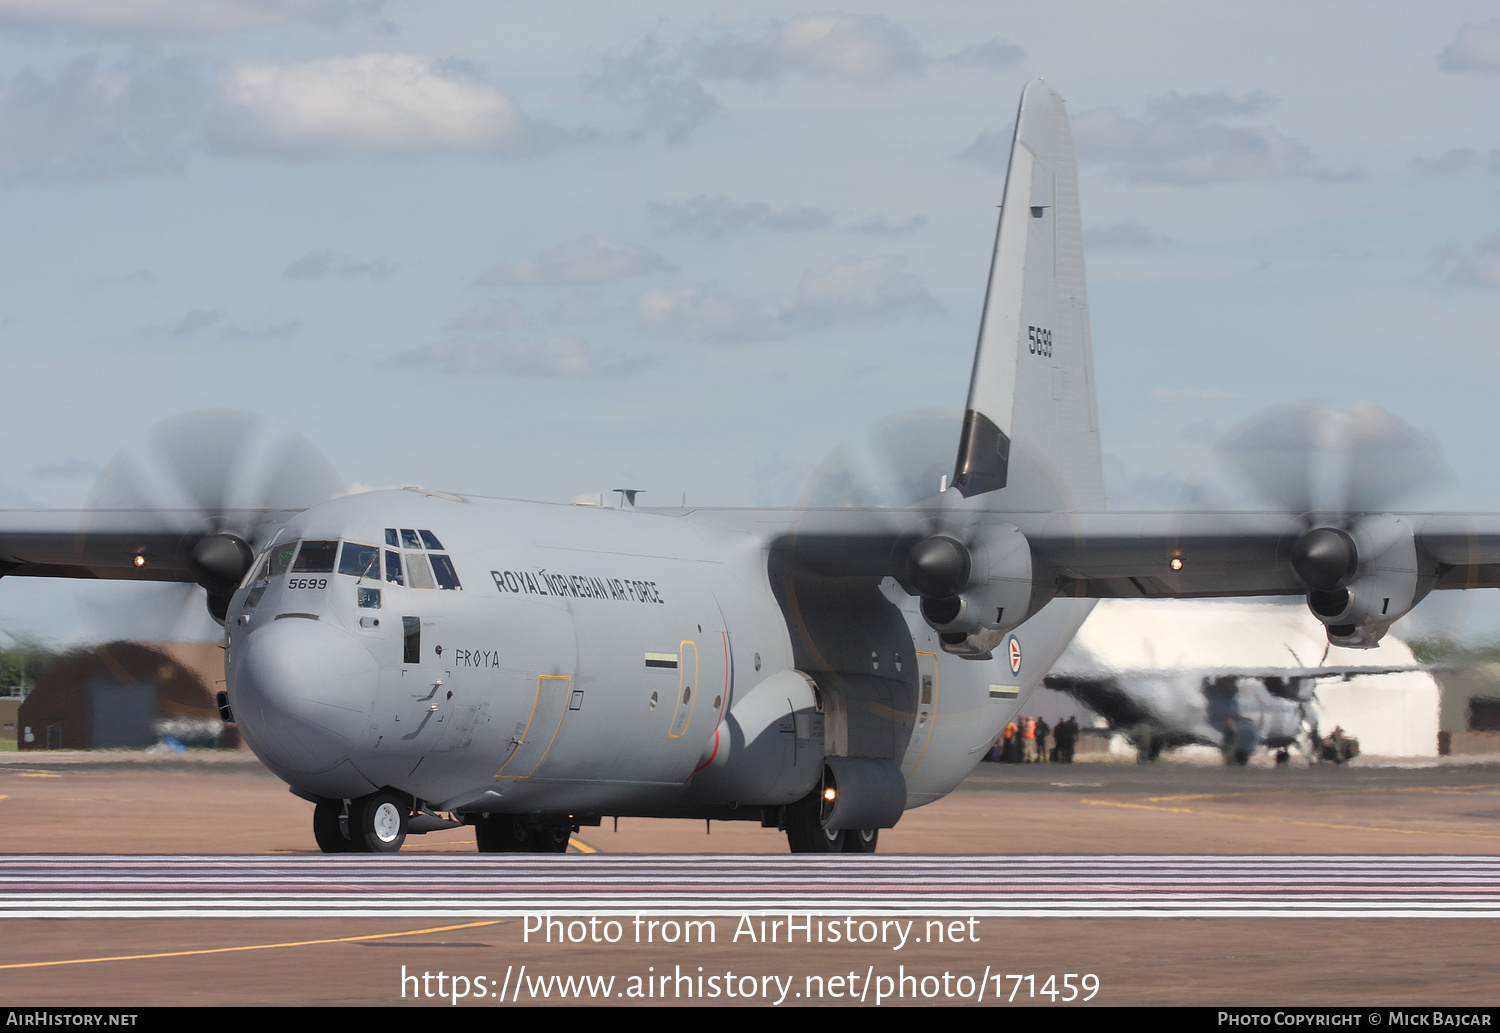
top-left (232, 616), bottom-right (377, 784)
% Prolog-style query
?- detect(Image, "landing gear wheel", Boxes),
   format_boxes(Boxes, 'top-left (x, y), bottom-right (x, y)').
top-left (349, 791), bottom-right (408, 853)
top-left (312, 798), bottom-right (354, 853)
top-left (784, 788), bottom-right (844, 854)
top-left (475, 814), bottom-right (572, 854)
top-left (842, 828), bottom-right (879, 854)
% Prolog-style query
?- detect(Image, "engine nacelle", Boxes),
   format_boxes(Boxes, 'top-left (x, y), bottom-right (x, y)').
top-left (1295, 515), bottom-right (1433, 649)
top-left (912, 523), bottom-right (1034, 659)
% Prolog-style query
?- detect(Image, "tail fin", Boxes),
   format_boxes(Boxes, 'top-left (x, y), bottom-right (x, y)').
top-left (952, 81), bottom-right (1104, 512)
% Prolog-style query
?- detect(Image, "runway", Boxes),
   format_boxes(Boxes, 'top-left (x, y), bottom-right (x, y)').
top-left (4, 757), bottom-right (1500, 1005)
top-left (7, 854), bottom-right (1500, 919)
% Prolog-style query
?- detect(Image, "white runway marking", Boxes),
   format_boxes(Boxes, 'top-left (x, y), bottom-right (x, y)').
top-left (2, 855), bottom-right (1499, 919)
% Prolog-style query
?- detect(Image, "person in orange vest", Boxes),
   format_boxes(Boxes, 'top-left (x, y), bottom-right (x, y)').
top-left (1001, 719), bottom-right (1019, 763)
top-left (1022, 716), bottom-right (1037, 763)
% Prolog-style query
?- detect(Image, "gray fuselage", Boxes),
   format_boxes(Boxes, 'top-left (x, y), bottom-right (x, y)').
top-left (225, 488), bottom-right (1090, 822)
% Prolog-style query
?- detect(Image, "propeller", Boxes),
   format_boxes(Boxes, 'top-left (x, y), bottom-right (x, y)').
top-left (1215, 401), bottom-right (1452, 648)
top-left (792, 411), bottom-right (1031, 658)
top-left (77, 410), bottom-right (343, 641)
top-left (1216, 401), bottom-right (1449, 518)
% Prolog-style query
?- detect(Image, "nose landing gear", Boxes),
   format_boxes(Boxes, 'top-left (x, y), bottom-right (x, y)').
top-left (312, 791), bottom-right (410, 853)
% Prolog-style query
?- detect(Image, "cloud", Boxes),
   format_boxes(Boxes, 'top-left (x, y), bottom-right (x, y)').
top-left (1410, 148), bottom-right (1500, 176)
top-left (634, 288), bottom-right (790, 343)
top-left (847, 213), bottom-right (925, 235)
top-left (165, 309), bottom-right (223, 336)
top-left (647, 195), bottom-right (922, 238)
top-left (647, 195), bottom-right (831, 237)
top-left (225, 319), bottom-right (299, 339)
top-left (0, 0), bottom-right (365, 35)
top-left (1085, 219), bottom-right (1172, 249)
top-left (957, 124), bottom-right (1014, 173)
top-left (1072, 92), bottom-right (1342, 186)
top-left (213, 53), bottom-right (546, 160)
top-left (442, 299), bottom-right (524, 333)
top-left (548, 294), bottom-right (616, 325)
top-left (477, 237), bottom-right (671, 286)
top-left (697, 14), bottom-right (927, 84)
top-left (1412, 148), bottom-right (1483, 175)
top-left (589, 15), bottom-right (929, 143)
top-left (1144, 90), bottom-right (1278, 121)
top-left (1441, 20), bottom-right (1500, 73)
top-left (0, 55), bottom-right (206, 179)
top-left (1429, 233), bottom-right (1500, 289)
top-left (948, 38), bottom-right (1024, 70)
top-left (283, 251), bottom-right (398, 280)
top-left (393, 334), bottom-right (650, 378)
top-left (796, 254), bottom-right (940, 323)
top-left (634, 254), bottom-right (940, 343)
top-left (588, 32), bottom-right (722, 145)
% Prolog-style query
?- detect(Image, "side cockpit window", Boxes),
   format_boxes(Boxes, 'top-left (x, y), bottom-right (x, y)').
top-left (382, 528), bottom-right (462, 590)
top-left (429, 554), bottom-right (461, 590)
top-left (268, 540), bottom-right (300, 576)
top-left (338, 543), bottom-right (380, 579)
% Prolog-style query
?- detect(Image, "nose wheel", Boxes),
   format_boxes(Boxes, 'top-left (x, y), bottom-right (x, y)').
top-left (315, 792), bottom-right (409, 853)
top-left (312, 798), bottom-right (355, 853)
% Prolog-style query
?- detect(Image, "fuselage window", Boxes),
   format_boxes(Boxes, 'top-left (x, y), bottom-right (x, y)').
top-left (358, 587), bottom-right (381, 609)
top-left (399, 528), bottom-right (422, 550)
top-left (429, 554), bottom-right (462, 590)
top-left (339, 543), bottom-right (380, 579)
top-left (267, 540), bottom-right (300, 576)
top-left (406, 552), bottom-right (437, 590)
top-left (419, 530), bottom-right (445, 551)
top-left (246, 584), bottom-right (268, 607)
top-left (384, 550), bottom-right (404, 586)
top-left (402, 616), bottom-right (421, 664)
top-left (385, 528), bottom-right (399, 547)
top-left (292, 540), bottom-right (338, 573)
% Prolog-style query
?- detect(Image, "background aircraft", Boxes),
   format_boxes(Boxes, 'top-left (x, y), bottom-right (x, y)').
top-left (3, 82), bottom-right (1499, 856)
top-left (1039, 598), bottom-right (1436, 762)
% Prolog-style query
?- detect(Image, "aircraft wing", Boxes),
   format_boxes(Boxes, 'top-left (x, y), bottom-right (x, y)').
top-left (0, 509), bottom-right (300, 583)
top-left (752, 508), bottom-right (1500, 599)
top-left (1023, 512), bottom-right (1500, 598)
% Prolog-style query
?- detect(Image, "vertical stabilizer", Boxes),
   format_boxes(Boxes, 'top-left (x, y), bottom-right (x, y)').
top-left (952, 81), bottom-right (1103, 512)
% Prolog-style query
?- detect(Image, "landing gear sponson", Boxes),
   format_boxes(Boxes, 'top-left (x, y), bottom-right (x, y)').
top-left (779, 787), bottom-right (879, 854)
top-left (311, 795), bottom-right (581, 854)
top-left (311, 792), bottom-right (878, 855)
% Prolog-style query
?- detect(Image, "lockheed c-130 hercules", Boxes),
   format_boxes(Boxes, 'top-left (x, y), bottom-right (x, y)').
top-left (4, 81), bottom-right (1498, 854)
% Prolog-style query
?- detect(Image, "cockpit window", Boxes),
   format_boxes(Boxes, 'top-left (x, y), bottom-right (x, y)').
top-left (339, 543), bottom-right (380, 579)
top-left (292, 540), bottom-right (338, 573)
top-left (429, 554), bottom-right (462, 590)
top-left (267, 540), bottom-right (300, 576)
top-left (406, 552), bottom-right (437, 590)
top-left (376, 529), bottom-right (461, 590)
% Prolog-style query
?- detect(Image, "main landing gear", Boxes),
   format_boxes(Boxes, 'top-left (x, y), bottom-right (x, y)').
top-left (473, 814), bottom-right (572, 853)
top-left (781, 788), bottom-right (879, 854)
top-left (313, 791), bottom-right (409, 853)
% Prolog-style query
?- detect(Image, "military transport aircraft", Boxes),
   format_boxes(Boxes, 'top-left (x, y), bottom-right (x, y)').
top-left (1045, 659), bottom-right (1422, 762)
top-left (4, 81), bottom-right (1499, 854)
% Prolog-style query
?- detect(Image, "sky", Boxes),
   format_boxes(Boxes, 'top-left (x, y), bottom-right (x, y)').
top-left (1, 1), bottom-right (1499, 645)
